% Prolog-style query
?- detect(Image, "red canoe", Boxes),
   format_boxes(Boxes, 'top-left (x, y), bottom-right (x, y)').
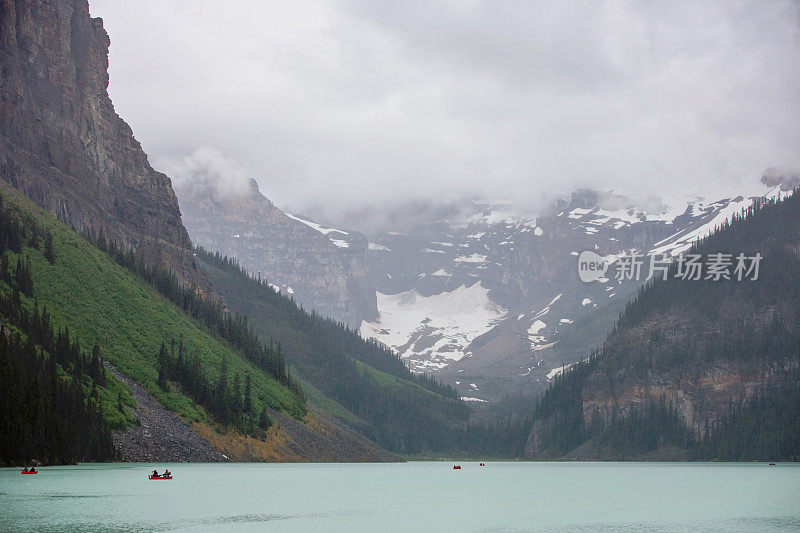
top-left (148, 475), bottom-right (172, 480)
top-left (20, 470), bottom-right (38, 474)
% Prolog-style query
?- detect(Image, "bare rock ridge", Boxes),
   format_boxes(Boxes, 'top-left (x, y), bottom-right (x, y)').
top-left (175, 178), bottom-right (378, 327)
top-left (0, 0), bottom-right (195, 276)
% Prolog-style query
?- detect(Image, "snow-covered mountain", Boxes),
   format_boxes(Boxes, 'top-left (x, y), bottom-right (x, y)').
top-left (176, 166), bottom-right (794, 403)
top-left (359, 180), bottom-right (794, 401)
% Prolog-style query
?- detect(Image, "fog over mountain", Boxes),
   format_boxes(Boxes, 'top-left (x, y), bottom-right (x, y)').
top-left (92, 0), bottom-right (800, 219)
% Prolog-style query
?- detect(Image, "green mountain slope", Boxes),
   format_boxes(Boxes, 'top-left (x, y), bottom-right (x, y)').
top-left (195, 248), bottom-right (473, 455)
top-left (525, 190), bottom-right (800, 461)
top-left (0, 198), bottom-right (119, 465)
top-left (0, 180), bottom-right (318, 463)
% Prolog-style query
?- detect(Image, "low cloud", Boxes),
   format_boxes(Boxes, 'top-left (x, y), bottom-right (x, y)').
top-left (761, 167), bottom-right (800, 190)
top-left (93, 0), bottom-right (800, 218)
top-left (158, 147), bottom-right (253, 197)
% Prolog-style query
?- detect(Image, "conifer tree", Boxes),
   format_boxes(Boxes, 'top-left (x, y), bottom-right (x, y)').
top-left (244, 374), bottom-right (252, 414)
top-left (157, 342), bottom-right (168, 390)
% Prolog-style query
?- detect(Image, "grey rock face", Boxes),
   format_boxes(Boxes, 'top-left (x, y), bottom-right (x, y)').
top-left (0, 0), bottom-right (195, 277)
top-left (176, 179), bottom-right (378, 327)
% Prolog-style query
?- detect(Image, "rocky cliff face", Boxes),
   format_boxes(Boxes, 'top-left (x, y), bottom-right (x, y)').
top-left (175, 179), bottom-right (378, 327)
top-left (580, 362), bottom-right (784, 438)
top-left (0, 0), bottom-right (194, 274)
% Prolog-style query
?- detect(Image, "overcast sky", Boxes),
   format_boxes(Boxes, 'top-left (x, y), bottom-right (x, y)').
top-left (91, 0), bottom-right (800, 218)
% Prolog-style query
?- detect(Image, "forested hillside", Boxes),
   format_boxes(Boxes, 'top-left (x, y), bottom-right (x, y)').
top-left (525, 190), bottom-right (800, 460)
top-left (197, 248), bottom-right (475, 454)
top-left (0, 180), bottom-right (365, 464)
top-left (0, 195), bottom-right (117, 465)
top-left (197, 247), bottom-right (544, 457)
top-left (0, 177), bottom-right (530, 462)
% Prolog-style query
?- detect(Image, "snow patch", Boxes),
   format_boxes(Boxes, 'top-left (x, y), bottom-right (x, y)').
top-left (528, 320), bottom-right (546, 335)
top-left (360, 283), bottom-right (507, 371)
top-left (547, 362), bottom-right (577, 380)
top-left (285, 213), bottom-right (348, 236)
top-left (648, 197), bottom-right (753, 257)
top-left (454, 254), bottom-right (487, 263)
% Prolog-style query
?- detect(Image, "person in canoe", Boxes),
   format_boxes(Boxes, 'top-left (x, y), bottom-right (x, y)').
top-left (29, 466), bottom-right (36, 473)
top-left (163, 469), bottom-right (171, 477)
top-left (152, 469), bottom-right (159, 477)
top-left (22, 466), bottom-right (28, 472)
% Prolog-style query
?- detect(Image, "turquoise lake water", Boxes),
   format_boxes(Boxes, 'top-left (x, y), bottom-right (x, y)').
top-left (1, 462), bottom-right (798, 532)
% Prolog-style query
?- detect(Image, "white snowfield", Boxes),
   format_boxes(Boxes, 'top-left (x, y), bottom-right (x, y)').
top-left (269, 283), bottom-right (294, 295)
top-left (460, 396), bottom-right (488, 403)
top-left (527, 318), bottom-right (554, 351)
top-left (360, 283), bottom-right (507, 371)
top-left (648, 197), bottom-right (753, 257)
top-left (453, 253), bottom-right (488, 263)
top-left (285, 213), bottom-right (351, 248)
top-left (467, 207), bottom-right (538, 227)
top-left (547, 362), bottom-right (577, 380)
top-left (547, 357), bottom-right (592, 380)
top-left (562, 202), bottom-right (688, 227)
top-left (528, 320), bottom-right (546, 335)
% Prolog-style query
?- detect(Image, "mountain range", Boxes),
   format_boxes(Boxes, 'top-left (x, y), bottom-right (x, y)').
top-left (176, 170), bottom-right (795, 404)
